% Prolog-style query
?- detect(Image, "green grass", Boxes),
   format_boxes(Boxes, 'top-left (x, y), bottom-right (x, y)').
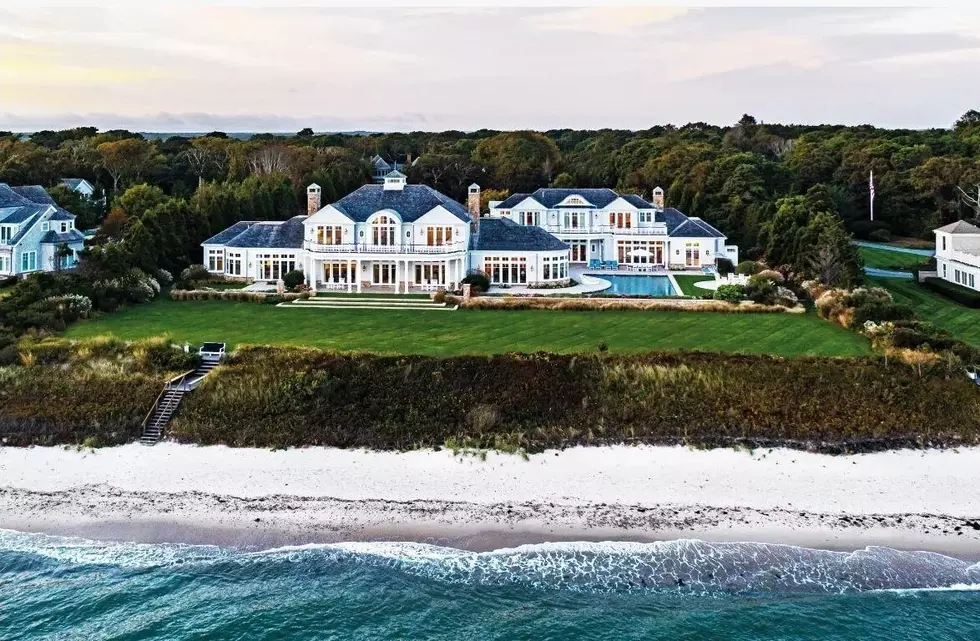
top-left (64, 297), bottom-right (871, 357)
top-left (871, 277), bottom-right (980, 346)
top-left (858, 246), bottom-right (932, 270)
top-left (672, 274), bottom-right (711, 296)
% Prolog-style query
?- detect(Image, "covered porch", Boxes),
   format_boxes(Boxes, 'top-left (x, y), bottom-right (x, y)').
top-left (305, 256), bottom-right (467, 294)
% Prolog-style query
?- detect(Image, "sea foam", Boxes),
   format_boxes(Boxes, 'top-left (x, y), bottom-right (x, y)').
top-left (3, 530), bottom-right (978, 596)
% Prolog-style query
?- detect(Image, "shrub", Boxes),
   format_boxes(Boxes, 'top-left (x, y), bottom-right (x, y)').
top-left (843, 286), bottom-right (893, 309)
top-left (773, 286), bottom-right (799, 308)
top-left (715, 257), bottom-right (735, 276)
top-left (433, 288), bottom-right (447, 304)
top-left (736, 261), bottom-right (761, 276)
top-left (461, 271), bottom-right (491, 294)
top-left (282, 269), bottom-right (305, 291)
top-left (921, 277), bottom-right (980, 308)
top-left (754, 269), bottom-right (785, 284)
top-left (744, 276), bottom-right (777, 305)
top-left (851, 301), bottom-right (914, 326)
top-left (155, 268), bottom-right (174, 287)
top-left (164, 347), bottom-right (980, 453)
top-left (868, 229), bottom-right (892, 243)
top-left (714, 284), bottom-right (745, 304)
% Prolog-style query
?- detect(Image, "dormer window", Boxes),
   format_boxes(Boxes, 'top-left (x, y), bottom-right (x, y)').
top-left (566, 197), bottom-right (584, 205)
top-left (60, 222), bottom-right (69, 233)
top-left (42, 222), bottom-right (50, 232)
top-left (383, 171), bottom-right (407, 191)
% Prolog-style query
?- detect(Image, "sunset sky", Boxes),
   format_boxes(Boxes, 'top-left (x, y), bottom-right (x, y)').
top-left (2, 5), bottom-right (979, 132)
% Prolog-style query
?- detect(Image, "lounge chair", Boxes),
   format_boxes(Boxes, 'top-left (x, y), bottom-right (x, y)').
top-left (587, 258), bottom-right (602, 270)
top-left (606, 260), bottom-right (619, 270)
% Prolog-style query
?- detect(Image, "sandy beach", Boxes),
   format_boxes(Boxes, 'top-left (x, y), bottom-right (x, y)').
top-left (2, 443), bottom-right (979, 555)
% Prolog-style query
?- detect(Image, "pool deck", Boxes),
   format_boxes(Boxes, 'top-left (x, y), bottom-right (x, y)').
top-left (486, 267), bottom-right (708, 297)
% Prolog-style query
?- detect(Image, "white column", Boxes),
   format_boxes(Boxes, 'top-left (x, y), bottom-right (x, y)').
top-left (395, 260), bottom-right (401, 294)
top-left (348, 259), bottom-right (353, 293)
top-left (356, 260), bottom-right (362, 293)
top-left (310, 257), bottom-right (317, 293)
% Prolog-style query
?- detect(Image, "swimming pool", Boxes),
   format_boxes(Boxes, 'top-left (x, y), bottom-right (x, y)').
top-left (597, 274), bottom-right (676, 296)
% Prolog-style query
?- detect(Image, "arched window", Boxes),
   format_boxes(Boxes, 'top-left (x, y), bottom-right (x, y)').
top-left (372, 215), bottom-right (397, 246)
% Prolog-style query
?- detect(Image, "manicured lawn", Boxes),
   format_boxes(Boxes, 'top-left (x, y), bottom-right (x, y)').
top-left (64, 297), bottom-right (871, 357)
top-left (672, 274), bottom-right (710, 296)
top-left (871, 277), bottom-right (980, 346)
top-left (858, 246), bottom-right (932, 270)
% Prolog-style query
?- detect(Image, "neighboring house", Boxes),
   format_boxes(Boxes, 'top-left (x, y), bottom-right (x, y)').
top-left (59, 178), bottom-right (97, 199)
top-left (934, 220), bottom-right (980, 290)
top-left (0, 184), bottom-right (86, 276)
top-left (489, 187), bottom-right (738, 268)
top-left (202, 172), bottom-right (569, 292)
top-left (370, 154), bottom-right (419, 183)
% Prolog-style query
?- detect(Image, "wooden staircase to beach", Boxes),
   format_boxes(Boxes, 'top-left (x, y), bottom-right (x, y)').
top-left (139, 358), bottom-right (220, 445)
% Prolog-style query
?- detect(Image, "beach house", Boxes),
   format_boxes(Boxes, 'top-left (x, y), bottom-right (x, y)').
top-left (202, 172), bottom-right (570, 292)
top-left (489, 187), bottom-right (739, 268)
top-left (933, 220), bottom-right (980, 290)
top-left (202, 175), bottom-right (739, 293)
top-left (0, 183), bottom-right (86, 276)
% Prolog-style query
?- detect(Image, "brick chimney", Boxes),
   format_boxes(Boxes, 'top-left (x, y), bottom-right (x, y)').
top-left (307, 183), bottom-right (321, 215)
top-left (651, 186), bottom-right (665, 210)
top-left (468, 183), bottom-right (481, 233)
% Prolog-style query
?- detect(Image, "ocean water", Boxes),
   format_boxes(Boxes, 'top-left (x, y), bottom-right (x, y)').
top-left (2, 531), bottom-right (979, 640)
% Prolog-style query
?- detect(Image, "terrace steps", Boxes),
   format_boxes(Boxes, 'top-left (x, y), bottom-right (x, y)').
top-left (279, 297), bottom-right (457, 311)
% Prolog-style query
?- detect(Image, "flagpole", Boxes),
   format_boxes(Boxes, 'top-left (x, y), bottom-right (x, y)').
top-left (869, 170), bottom-right (874, 222)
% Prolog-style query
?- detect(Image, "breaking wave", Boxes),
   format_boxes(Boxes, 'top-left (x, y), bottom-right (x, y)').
top-left (2, 530), bottom-right (978, 597)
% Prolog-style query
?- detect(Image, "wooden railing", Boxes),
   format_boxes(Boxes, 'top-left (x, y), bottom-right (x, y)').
top-left (139, 369), bottom-right (195, 431)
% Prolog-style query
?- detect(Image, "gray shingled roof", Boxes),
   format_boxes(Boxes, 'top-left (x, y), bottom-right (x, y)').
top-left (11, 185), bottom-right (55, 204)
top-left (60, 178), bottom-right (86, 190)
top-left (223, 216), bottom-right (306, 249)
top-left (48, 208), bottom-right (75, 221)
top-left (935, 220), bottom-right (980, 234)
top-left (202, 221), bottom-right (259, 246)
top-left (471, 217), bottom-right (569, 252)
top-left (655, 208), bottom-right (690, 235)
top-left (493, 193), bottom-right (531, 209)
top-left (493, 188), bottom-right (656, 211)
top-left (0, 184), bottom-right (33, 208)
top-left (40, 229), bottom-right (85, 244)
top-left (622, 194), bottom-right (654, 209)
top-left (670, 216), bottom-right (726, 238)
top-left (0, 204), bottom-right (50, 225)
top-left (332, 184), bottom-right (471, 223)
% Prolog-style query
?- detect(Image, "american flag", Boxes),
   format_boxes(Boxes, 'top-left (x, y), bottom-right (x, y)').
top-left (869, 170), bottom-right (875, 201)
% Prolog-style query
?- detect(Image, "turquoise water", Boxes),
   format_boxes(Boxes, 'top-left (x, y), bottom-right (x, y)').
top-left (599, 275), bottom-right (676, 296)
top-left (2, 531), bottom-right (979, 640)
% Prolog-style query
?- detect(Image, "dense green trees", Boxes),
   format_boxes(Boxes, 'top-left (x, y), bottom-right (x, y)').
top-left (1, 112), bottom-right (978, 279)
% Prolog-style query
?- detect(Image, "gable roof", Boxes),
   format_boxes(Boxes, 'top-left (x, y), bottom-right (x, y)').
top-left (202, 221), bottom-right (259, 246)
top-left (11, 185), bottom-right (55, 205)
top-left (332, 184), bottom-right (471, 223)
top-left (492, 188), bottom-right (656, 211)
top-left (0, 184), bottom-right (33, 208)
top-left (471, 217), bottom-right (569, 252)
top-left (40, 229), bottom-right (85, 244)
top-left (670, 216), bottom-right (726, 239)
top-left (48, 208), bottom-right (75, 221)
top-left (0, 204), bottom-right (51, 225)
top-left (935, 220), bottom-right (980, 235)
top-left (60, 178), bottom-right (89, 190)
top-left (220, 216), bottom-right (306, 249)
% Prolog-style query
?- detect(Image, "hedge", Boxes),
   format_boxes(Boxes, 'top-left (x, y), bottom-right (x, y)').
top-left (922, 277), bottom-right (980, 308)
top-left (168, 346), bottom-right (980, 454)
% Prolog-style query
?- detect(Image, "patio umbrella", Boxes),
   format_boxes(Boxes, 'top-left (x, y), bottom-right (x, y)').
top-left (628, 248), bottom-right (652, 257)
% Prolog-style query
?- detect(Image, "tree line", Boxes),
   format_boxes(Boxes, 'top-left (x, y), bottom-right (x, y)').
top-left (0, 112), bottom-right (977, 299)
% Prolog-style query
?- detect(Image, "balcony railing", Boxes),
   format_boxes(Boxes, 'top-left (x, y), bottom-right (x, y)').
top-left (543, 223), bottom-right (667, 236)
top-left (304, 241), bottom-right (468, 255)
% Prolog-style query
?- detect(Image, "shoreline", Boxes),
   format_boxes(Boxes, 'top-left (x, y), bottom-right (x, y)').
top-left (2, 443), bottom-right (979, 557)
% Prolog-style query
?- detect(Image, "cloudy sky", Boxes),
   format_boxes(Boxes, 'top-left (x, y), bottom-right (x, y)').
top-left (1, 5), bottom-right (979, 132)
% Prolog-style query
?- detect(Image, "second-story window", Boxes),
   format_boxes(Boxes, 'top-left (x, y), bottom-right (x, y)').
top-left (609, 212), bottom-right (632, 229)
top-left (521, 212), bottom-right (539, 226)
top-left (426, 226), bottom-right (453, 246)
top-left (564, 212), bottom-right (585, 229)
top-left (317, 226), bottom-right (342, 245)
top-left (943, 236), bottom-right (947, 251)
top-left (372, 215), bottom-right (397, 245)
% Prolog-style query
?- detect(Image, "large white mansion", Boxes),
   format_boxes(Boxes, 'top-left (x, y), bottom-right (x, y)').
top-left (201, 172), bottom-right (738, 293)
top-left (934, 220), bottom-right (980, 290)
